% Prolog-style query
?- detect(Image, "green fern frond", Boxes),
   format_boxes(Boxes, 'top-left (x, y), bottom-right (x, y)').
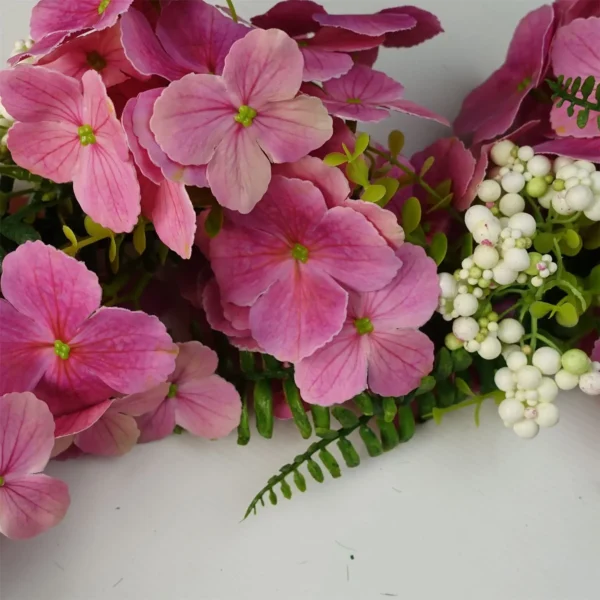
top-left (547, 75), bottom-right (600, 131)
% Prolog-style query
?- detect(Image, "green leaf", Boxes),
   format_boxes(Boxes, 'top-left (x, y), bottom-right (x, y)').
top-left (280, 479), bottom-right (292, 500)
top-left (337, 438), bottom-right (360, 468)
top-left (428, 232), bottom-right (448, 265)
top-left (254, 380), bottom-right (274, 439)
top-left (415, 375), bottom-right (436, 396)
top-left (262, 354), bottom-right (280, 371)
top-left (419, 156), bottom-right (435, 177)
top-left (311, 405), bottom-right (330, 430)
top-left (374, 177), bottom-right (400, 207)
top-left (434, 348), bottom-right (453, 381)
top-left (239, 351), bottom-right (255, 374)
top-left (204, 204), bottom-right (223, 238)
top-left (0, 165), bottom-right (43, 183)
top-left (84, 215), bottom-right (112, 239)
top-left (62, 225), bottom-right (78, 250)
top-left (588, 265), bottom-right (600, 292)
top-left (353, 132), bottom-right (370, 158)
top-left (283, 379), bottom-right (312, 439)
top-left (451, 348), bottom-right (473, 372)
top-left (346, 157), bottom-right (370, 187)
top-left (530, 301), bottom-right (555, 318)
top-left (583, 222), bottom-right (600, 250)
top-left (359, 425), bottom-right (384, 457)
top-left (377, 417), bottom-right (400, 451)
top-left (436, 379), bottom-right (457, 408)
top-left (353, 392), bottom-right (374, 416)
top-left (382, 397), bottom-right (397, 422)
top-left (401, 196), bottom-right (422, 234)
top-left (315, 428), bottom-right (338, 440)
top-left (388, 130), bottom-right (405, 156)
top-left (461, 233), bottom-right (474, 260)
top-left (581, 75), bottom-right (596, 98)
top-left (577, 108), bottom-right (590, 129)
top-left (556, 302), bottom-right (579, 327)
top-left (133, 220), bottom-right (146, 255)
top-left (324, 152), bottom-right (348, 167)
top-left (397, 406), bottom-right (416, 443)
top-left (268, 489), bottom-right (278, 506)
top-left (307, 459), bottom-right (325, 483)
top-left (417, 392), bottom-right (436, 420)
top-left (293, 469), bottom-right (307, 492)
top-left (534, 232), bottom-right (555, 253)
top-left (564, 228), bottom-right (581, 249)
top-left (332, 406), bottom-right (359, 428)
top-left (0, 218), bottom-right (41, 244)
top-left (318, 449), bottom-right (341, 478)
top-left (109, 236), bottom-right (118, 264)
top-left (237, 388), bottom-right (251, 446)
top-left (455, 377), bottom-right (474, 396)
top-left (361, 184), bottom-right (386, 203)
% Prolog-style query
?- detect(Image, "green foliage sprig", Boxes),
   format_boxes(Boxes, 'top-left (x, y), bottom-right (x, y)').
top-left (548, 75), bottom-right (600, 130)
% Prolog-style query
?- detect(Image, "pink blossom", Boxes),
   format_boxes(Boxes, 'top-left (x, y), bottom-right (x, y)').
top-left (305, 64), bottom-right (448, 124)
top-left (38, 24), bottom-right (142, 88)
top-left (454, 5), bottom-right (555, 144)
top-left (381, 6), bottom-right (444, 48)
top-left (592, 339), bottom-right (600, 362)
top-left (209, 175), bottom-right (401, 362)
top-left (311, 116), bottom-right (356, 160)
top-left (534, 138), bottom-right (600, 163)
top-left (136, 342), bottom-right (241, 443)
top-left (550, 17), bottom-right (600, 138)
top-left (0, 66), bottom-right (140, 233)
top-left (295, 244), bottom-right (439, 406)
top-left (151, 28), bottom-right (333, 213)
top-left (120, 1), bottom-right (249, 81)
top-left (0, 242), bottom-right (178, 437)
top-left (0, 392), bottom-right (70, 540)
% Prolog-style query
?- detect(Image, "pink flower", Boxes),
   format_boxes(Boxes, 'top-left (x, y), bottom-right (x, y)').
top-left (150, 28), bottom-right (333, 213)
top-left (209, 175), bottom-right (401, 362)
top-left (305, 64), bottom-right (448, 124)
top-left (550, 17), bottom-right (600, 138)
top-left (295, 244), bottom-right (439, 406)
top-left (0, 66), bottom-right (140, 233)
top-left (381, 6), bottom-right (444, 48)
top-left (136, 342), bottom-right (241, 443)
top-left (38, 24), bottom-right (142, 88)
top-left (454, 5), bottom-right (555, 144)
top-left (30, 0), bottom-right (134, 41)
top-left (120, 1), bottom-right (249, 81)
top-left (0, 392), bottom-right (70, 540)
top-left (534, 138), bottom-right (600, 163)
top-left (0, 242), bottom-right (178, 437)
top-left (592, 339), bottom-right (600, 362)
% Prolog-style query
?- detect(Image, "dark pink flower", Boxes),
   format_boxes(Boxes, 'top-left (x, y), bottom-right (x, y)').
top-left (454, 5), bottom-right (555, 144)
top-left (381, 6), bottom-right (444, 48)
top-left (0, 392), bottom-right (70, 540)
top-left (295, 244), bottom-right (439, 406)
top-left (535, 138), bottom-right (600, 162)
top-left (593, 339), bottom-right (600, 362)
top-left (0, 242), bottom-right (178, 437)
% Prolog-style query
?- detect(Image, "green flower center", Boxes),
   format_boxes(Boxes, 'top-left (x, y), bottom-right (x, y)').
top-left (78, 124), bottom-right (96, 146)
top-left (86, 51), bottom-right (107, 71)
top-left (54, 340), bottom-right (71, 360)
top-left (234, 105), bottom-right (257, 127)
top-left (346, 98), bottom-right (362, 104)
top-left (98, 0), bottom-right (111, 14)
top-left (0, 475), bottom-right (4, 487)
top-left (291, 243), bottom-right (309, 263)
top-left (354, 317), bottom-right (374, 336)
top-left (517, 76), bottom-right (532, 92)
top-left (167, 383), bottom-right (178, 399)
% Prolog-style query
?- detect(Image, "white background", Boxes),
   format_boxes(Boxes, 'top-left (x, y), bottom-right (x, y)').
top-left (1, 1), bottom-right (599, 599)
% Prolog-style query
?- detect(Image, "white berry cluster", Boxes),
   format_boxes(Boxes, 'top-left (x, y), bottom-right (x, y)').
top-left (11, 38), bottom-right (34, 58)
top-left (496, 348), bottom-right (600, 439)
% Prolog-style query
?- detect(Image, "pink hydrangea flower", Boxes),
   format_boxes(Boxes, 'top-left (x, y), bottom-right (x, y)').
top-left (0, 66), bottom-right (141, 233)
top-left (0, 392), bottom-right (70, 540)
top-left (0, 242), bottom-right (178, 437)
top-left (550, 17), bottom-right (600, 138)
top-left (120, 1), bottom-right (249, 81)
top-left (38, 24), bottom-right (142, 88)
top-left (136, 342), bottom-right (241, 442)
top-left (295, 244), bottom-right (439, 406)
top-left (209, 175), bottom-right (401, 362)
top-left (305, 64), bottom-right (448, 124)
top-left (150, 28), bottom-right (333, 213)
top-left (454, 4), bottom-right (555, 144)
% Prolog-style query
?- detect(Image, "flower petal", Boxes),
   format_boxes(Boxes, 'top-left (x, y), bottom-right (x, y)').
top-left (74, 411), bottom-right (140, 456)
top-left (136, 398), bottom-right (176, 443)
top-left (344, 200), bottom-right (405, 250)
top-left (313, 12), bottom-right (416, 36)
top-left (52, 402), bottom-right (113, 438)
top-left (140, 176), bottom-right (196, 259)
top-left (301, 47), bottom-right (354, 82)
top-left (0, 392), bottom-right (54, 475)
top-left (367, 329), bottom-right (435, 396)
top-left (7, 32), bottom-right (69, 67)
top-left (111, 382), bottom-right (170, 417)
top-left (0, 241), bottom-right (101, 341)
top-left (385, 98), bottom-right (449, 125)
top-left (534, 137), bottom-right (600, 163)
top-left (295, 323), bottom-right (368, 406)
top-left (254, 95), bottom-right (333, 163)
top-left (156, 0), bottom-right (249, 75)
top-left (309, 28), bottom-right (385, 51)
top-left (0, 65), bottom-right (82, 124)
top-left (69, 307), bottom-right (178, 395)
top-left (222, 28), bottom-right (304, 107)
top-left (207, 127), bottom-right (272, 213)
top-left (0, 474), bottom-right (70, 540)
top-left (120, 7), bottom-right (190, 81)
top-left (307, 206), bottom-right (402, 292)
top-left (593, 339), bottom-right (600, 362)
top-left (151, 73), bottom-right (236, 166)
top-left (250, 264), bottom-right (348, 362)
top-left (251, 1), bottom-right (325, 36)
top-left (382, 6), bottom-right (443, 48)
top-left (171, 341), bottom-right (218, 383)
top-left (0, 301), bottom-right (54, 396)
top-left (202, 279), bottom-right (251, 338)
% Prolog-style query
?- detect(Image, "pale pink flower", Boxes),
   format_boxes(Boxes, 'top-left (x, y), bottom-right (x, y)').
top-left (38, 24), bottom-right (143, 88)
top-left (295, 244), bottom-right (439, 406)
top-left (209, 175), bottom-right (401, 362)
top-left (150, 28), bottom-right (333, 213)
top-left (306, 64), bottom-right (448, 124)
top-left (0, 242), bottom-right (178, 437)
top-left (0, 392), bottom-right (70, 540)
top-left (454, 5), bottom-right (555, 144)
top-left (136, 342), bottom-right (241, 443)
top-left (0, 66), bottom-right (140, 232)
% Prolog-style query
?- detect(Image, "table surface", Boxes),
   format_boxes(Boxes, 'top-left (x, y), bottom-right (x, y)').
top-left (1, 2), bottom-right (599, 599)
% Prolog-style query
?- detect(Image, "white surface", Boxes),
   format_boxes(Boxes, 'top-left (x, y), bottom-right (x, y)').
top-left (1, 2), bottom-right (600, 599)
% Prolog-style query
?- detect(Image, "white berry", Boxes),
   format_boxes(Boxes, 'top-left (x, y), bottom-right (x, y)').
top-left (495, 367), bottom-right (515, 391)
top-left (501, 172), bottom-right (526, 194)
top-left (526, 155), bottom-right (552, 177)
top-left (473, 245), bottom-right (500, 269)
top-left (492, 261), bottom-right (518, 285)
top-left (535, 403), bottom-right (559, 428)
top-left (513, 419), bottom-right (539, 439)
top-left (497, 319), bottom-right (525, 344)
top-left (490, 140), bottom-right (516, 167)
top-left (517, 146), bottom-right (535, 162)
top-left (566, 185), bottom-right (594, 211)
top-left (516, 365), bottom-right (542, 390)
top-left (498, 399), bottom-right (525, 425)
top-left (552, 193), bottom-right (576, 215)
top-left (439, 273), bottom-right (458, 298)
top-left (555, 369), bottom-right (579, 390)
top-left (454, 293), bottom-right (479, 317)
top-left (507, 213), bottom-right (537, 237)
top-left (498, 193), bottom-right (525, 217)
top-left (579, 372), bottom-right (600, 395)
top-left (537, 377), bottom-right (559, 403)
top-left (584, 196), bottom-right (600, 221)
top-left (477, 179), bottom-right (502, 203)
top-left (465, 205), bottom-right (495, 231)
top-left (503, 247), bottom-right (530, 272)
top-left (554, 156), bottom-right (573, 172)
top-left (472, 218), bottom-right (502, 245)
top-left (531, 347), bottom-right (562, 375)
top-left (507, 351), bottom-right (528, 371)
top-left (478, 336), bottom-right (502, 360)
top-left (556, 164), bottom-right (578, 180)
top-left (453, 317), bottom-right (479, 342)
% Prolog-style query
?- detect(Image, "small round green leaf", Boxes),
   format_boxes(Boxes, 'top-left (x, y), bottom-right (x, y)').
top-left (401, 196), bottom-right (422, 234)
top-left (323, 152), bottom-right (348, 167)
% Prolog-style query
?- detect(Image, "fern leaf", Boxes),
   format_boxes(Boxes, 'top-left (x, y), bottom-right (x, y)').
top-left (318, 449), bottom-right (342, 478)
top-left (337, 438), bottom-right (361, 467)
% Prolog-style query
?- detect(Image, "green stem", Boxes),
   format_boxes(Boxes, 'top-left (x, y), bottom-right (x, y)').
top-left (226, 0), bottom-right (238, 22)
top-left (547, 212), bottom-right (581, 228)
top-left (0, 188), bottom-right (35, 200)
top-left (522, 332), bottom-right (561, 352)
top-left (524, 193), bottom-right (544, 224)
top-left (530, 317), bottom-right (538, 353)
top-left (553, 239), bottom-right (564, 278)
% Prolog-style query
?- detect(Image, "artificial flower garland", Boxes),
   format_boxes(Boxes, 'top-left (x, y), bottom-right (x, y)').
top-left (0, 0), bottom-right (598, 540)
